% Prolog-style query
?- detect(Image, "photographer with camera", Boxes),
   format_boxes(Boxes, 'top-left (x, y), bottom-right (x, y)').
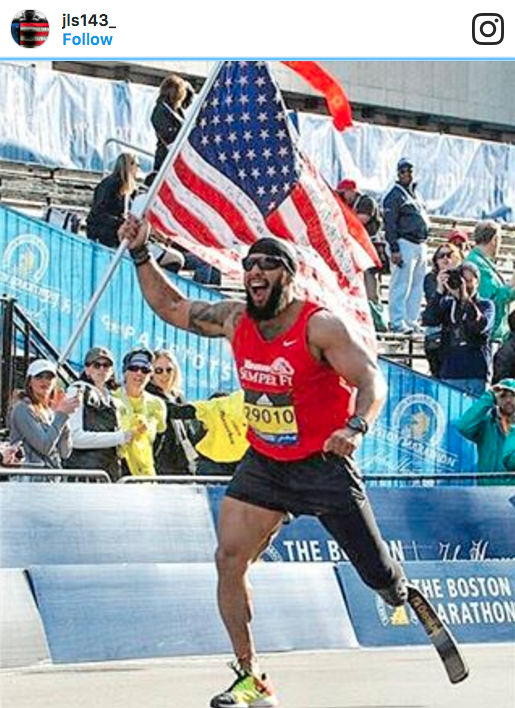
top-left (422, 262), bottom-right (495, 396)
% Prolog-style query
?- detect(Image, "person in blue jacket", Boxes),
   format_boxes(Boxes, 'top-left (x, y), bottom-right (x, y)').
top-left (383, 158), bottom-right (429, 333)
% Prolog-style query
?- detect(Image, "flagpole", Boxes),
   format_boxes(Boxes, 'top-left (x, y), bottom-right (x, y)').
top-left (58, 61), bottom-right (225, 366)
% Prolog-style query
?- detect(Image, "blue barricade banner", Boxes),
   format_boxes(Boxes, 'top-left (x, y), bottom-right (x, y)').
top-left (208, 486), bottom-right (515, 562)
top-left (0, 205), bottom-right (238, 400)
top-left (336, 560), bottom-right (515, 645)
top-left (1, 205), bottom-right (477, 475)
top-left (0, 63), bottom-right (513, 220)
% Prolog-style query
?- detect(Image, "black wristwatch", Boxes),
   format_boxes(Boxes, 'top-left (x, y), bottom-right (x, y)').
top-left (345, 415), bottom-right (369, 435)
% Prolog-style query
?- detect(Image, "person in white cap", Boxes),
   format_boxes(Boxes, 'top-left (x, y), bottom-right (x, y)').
top-left (9, 359), bottom-right (80, 469)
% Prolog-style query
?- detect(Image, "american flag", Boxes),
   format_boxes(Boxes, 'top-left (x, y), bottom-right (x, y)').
top-left (20, 22), bottom-right (49, 47)
top-left (146, 61), bottom-right (377, 348)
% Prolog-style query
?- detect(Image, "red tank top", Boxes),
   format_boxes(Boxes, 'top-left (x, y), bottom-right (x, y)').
top-left (231, 301), bottom-right (355, 461)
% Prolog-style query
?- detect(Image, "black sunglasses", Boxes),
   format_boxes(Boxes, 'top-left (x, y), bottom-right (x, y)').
top-left (34, 372), bottom-right (56, 381)
top-left (242, 255), bottom-right (287, 272)
top-left (154, 366), bottom-right (174, 375)
top-left (127, 365), bottom-right (152, 374)
top-left (91, 361), bottom-right (112, 369)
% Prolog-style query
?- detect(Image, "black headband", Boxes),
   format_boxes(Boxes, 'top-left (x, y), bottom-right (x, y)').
top-left (247, 238), bottom-right (297, 274)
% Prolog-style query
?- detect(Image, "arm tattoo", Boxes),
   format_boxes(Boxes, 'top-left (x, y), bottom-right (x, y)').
top-left (188, 300), bottom-right (243, 337)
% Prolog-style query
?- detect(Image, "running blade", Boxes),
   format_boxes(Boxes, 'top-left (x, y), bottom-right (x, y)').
top-left (407, 585), bottom-right (469, 684)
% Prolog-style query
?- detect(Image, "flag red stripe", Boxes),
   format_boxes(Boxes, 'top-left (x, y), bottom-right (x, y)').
top-left (157, 181), bottom-right (224, 248)
top-left (147, 211), bottom-right (176, 239)
top-left (335, 194), bottom-right (382, 268)
top-left (281, 61), bottom-right (352, 131)
top-left (265, 210), bottom-right (296, 242)
top-left (174, 155), bottom-right (256, 245)
top-left (290, 184), bottom-right (349, 285)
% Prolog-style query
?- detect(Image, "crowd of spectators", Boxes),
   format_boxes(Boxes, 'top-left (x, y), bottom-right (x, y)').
top-left (3, 347), bottom-right (249, 481)
top-left (6, 72), bottom-right (515, 482)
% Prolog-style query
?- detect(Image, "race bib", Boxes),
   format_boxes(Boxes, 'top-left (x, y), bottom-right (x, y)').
top-left (244, 391), bottom-right (298, 446)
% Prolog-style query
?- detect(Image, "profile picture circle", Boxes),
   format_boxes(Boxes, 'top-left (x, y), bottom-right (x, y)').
top-left (11, 9), bottom-right (49, 48)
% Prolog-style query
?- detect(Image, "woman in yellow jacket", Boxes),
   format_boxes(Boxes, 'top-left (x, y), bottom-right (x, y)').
top-left (115, 348), bottom-right (167, 476)
top-left (168, 390), bottom-right (248, 476)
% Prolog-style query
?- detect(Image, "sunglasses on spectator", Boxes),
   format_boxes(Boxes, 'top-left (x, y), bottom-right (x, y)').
top-left (242, 255), bottom-right (287, 272)
top-left (127, 365), bottom-right (152, 374)
top-left (437, 251), bottom-right (453, 259)
top-left (154, 366), bottom-right (174, 375)
top-left (34, 372), bottom-right (56, 381)
top-left (91, 361), bottom-right (112, 369)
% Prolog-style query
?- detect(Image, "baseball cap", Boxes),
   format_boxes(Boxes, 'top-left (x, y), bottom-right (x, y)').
top-left (447, 230), bottom-right (469, 245)
top-left (397, 158), bottom-right (414, 171)
top-left (26, 359), bottom-right (57, 378)
top-left (246, 237), bottom-right (297, 275)
top-left (493, 378), bottom-right (515, 393)
top-left (337, 179), bottom-right (357, 192)
top-left (122, 348), bottom-right (154, 372)
top-left (85, 346), bottom-right (114, 366)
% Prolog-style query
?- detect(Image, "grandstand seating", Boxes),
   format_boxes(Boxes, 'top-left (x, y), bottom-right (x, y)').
top-left (0, 156), bottom-right (512, 375)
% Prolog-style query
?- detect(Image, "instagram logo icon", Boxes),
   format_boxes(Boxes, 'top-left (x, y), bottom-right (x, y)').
top-left (472, 13), bottom-right (504, 44)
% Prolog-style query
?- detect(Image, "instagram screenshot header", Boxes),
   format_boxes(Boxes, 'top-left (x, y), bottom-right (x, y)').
top-left (0, 3), bottom-right (514, 58)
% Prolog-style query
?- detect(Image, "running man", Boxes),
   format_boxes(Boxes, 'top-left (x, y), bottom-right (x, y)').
top-left (120, 216), bottom-right (408, 708)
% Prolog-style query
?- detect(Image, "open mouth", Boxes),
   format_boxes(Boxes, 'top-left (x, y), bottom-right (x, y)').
top-left (248, 279), bottom-right (270, 305)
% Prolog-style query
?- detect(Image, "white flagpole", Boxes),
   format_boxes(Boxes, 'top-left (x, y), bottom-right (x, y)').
top-left (58, 61), bottom-right (225, 366)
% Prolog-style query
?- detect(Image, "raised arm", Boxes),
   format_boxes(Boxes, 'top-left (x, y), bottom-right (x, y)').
top-left (308, 310), bottom-right (387, 457)
top-left (119, 215), bottom-right (245, 338)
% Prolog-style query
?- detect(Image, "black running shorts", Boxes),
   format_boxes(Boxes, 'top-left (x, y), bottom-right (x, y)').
top-left (226, 447), bottom-right (404, 593)
top-left (227, 446), bottom-right (366, 517)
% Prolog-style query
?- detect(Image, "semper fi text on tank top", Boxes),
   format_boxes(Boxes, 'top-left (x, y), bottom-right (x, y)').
top-left (231, 302), bottom-right (354, 461)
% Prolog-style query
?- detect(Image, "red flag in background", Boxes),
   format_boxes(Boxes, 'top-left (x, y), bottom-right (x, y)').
top-left (281, 61), bottom-right (353, 131)
top-left (145, 61), bottom-right (377, 350)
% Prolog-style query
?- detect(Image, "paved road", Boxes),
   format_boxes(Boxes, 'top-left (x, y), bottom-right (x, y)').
top-left (2, 645), bottom-right (514, 708)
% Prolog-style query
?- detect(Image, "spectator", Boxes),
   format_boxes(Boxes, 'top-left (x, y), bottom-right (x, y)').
top-left (422, 262), bottom-right (495, 395)
top-left (151, 74), bottom-right (190, 172)
top-left (0, 442), bottom-right (24, 466)
top-left (456, 379), bottom-right (515, 482)
top-left (383, 158), bottom-right (429, 333)
top-left (336, 179), bottom-right (387, 331)
top-left (116, 348), bottom-right (166, 476)
top-left (9, 360), bottom-right (80, 469)
top-left (465, 220), bottom-right (515, 346)
top-left (65, 347), bottom-right (134, 482)
top-left (167, 390), bottom-right (249, 476)
top-left (87, 153), bottom-right (139, 248)
top-left (493, 311), bottom-right (515, 383)
top-left (422, 243), bottom-right (463, 376)
top-left (447, 229), bottom-right (471, 258)
top-left (146, 349), bottom-right (199, 475)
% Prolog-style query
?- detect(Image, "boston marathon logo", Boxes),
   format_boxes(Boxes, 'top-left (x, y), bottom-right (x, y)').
top-left (0, 234), bottom-right (71, 313)
top-left (376, 596), bottom-right (418, 628)
top-left (3, 235), bottom-right (49, 282)
top-left (373, 393), bottom-right (459, 469)
top-left (239, 357), bottom-right (295, 387)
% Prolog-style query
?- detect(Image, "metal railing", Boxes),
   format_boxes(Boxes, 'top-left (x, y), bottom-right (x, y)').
top-left (0, 296), bottom-right (77, 428)
top-left (0, 468), bottom-right (111, 482)
top-left (116, 472), bottom-right (513, 487)
top-left (102, 138), bottom-right (153, 175)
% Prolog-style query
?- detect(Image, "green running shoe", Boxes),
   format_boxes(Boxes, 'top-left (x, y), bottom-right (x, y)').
top-left (210, 662), bottom-right (279, 708)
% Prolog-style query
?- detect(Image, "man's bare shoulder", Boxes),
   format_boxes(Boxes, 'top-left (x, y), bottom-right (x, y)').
top-left (188, 298), bottom-right (246, 338)
top-left (307, 309), bottom-right (349, 347)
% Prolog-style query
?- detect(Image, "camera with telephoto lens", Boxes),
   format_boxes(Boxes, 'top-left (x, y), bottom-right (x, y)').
top-left (446, 268), bottom-right (464, 291)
